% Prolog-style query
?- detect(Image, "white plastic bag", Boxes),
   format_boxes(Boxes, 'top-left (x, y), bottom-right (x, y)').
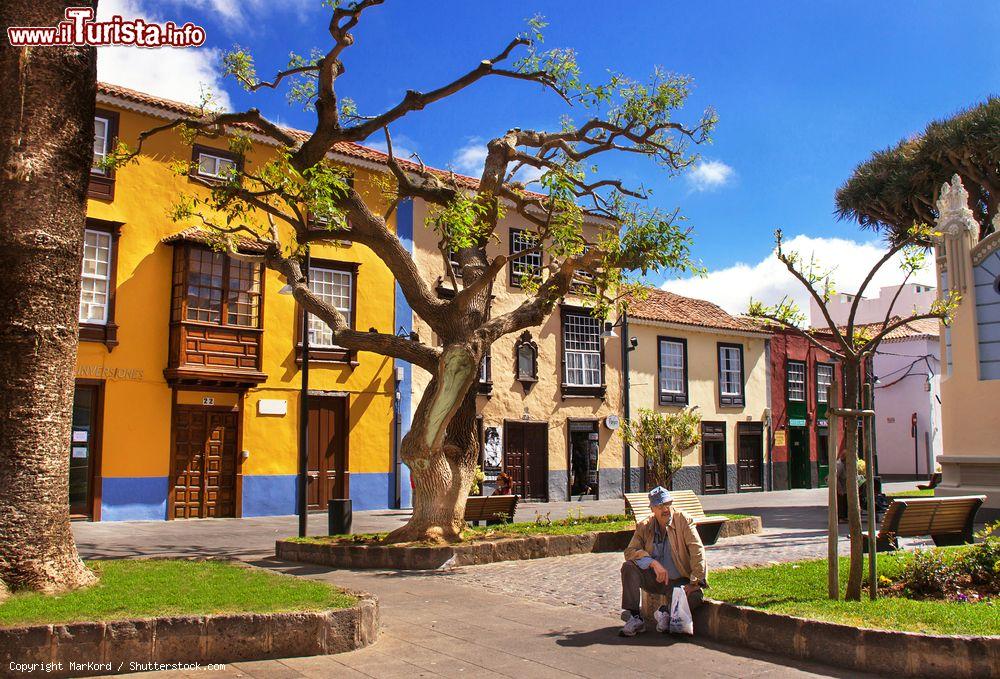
top-left (669, 585), bottom-right (694, 635)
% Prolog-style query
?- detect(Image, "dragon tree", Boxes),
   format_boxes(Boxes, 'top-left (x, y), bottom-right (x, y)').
top-left (111, 0), bottom-right (716, 543)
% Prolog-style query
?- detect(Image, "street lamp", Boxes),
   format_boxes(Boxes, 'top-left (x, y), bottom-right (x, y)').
top-left (279, 247), bottom-right (310, 538)
top-left (603, 315), bottom-right (638, 492)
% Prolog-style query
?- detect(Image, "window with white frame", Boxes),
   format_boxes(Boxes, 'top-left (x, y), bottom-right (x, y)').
top-left (308, 267), bottom-right (352, 347)
top-left (816, 363), bottom-right (833, 404)
top-left (718, 343), bottom-right (744, 406)
top-left (658, 337), bottom-right (687, 404)
top-left (79, 229), bottom-right (113, 324)
top-left (562, 312), bottom-right (602, 388)
top-left (197, 151), bottom-right (237, 179)
top-left (787, 361), bottom-right (806, 401)
top-left (510, 229), bottom-right (541, 285)
top-left (92, 116), bottom-right (110, 174)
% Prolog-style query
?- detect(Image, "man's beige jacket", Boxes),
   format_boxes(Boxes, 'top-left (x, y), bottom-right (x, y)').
top-left (624, 509), bottom-right (708, 586)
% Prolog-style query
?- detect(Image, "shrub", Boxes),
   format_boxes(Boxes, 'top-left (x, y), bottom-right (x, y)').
top-left (954, 521), bottom-right (1000, 587)
top-left (898, 548), bottom-right (960, 598)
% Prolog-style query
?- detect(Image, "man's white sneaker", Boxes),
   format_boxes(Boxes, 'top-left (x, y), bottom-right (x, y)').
top-left (654, 605), bottom-right (670, 633)
top-left (620, 614), bottom-right (645, 637)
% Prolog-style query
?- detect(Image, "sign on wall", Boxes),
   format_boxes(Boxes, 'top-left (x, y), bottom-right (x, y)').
top-left (483, 426), bottom-right (502, 478)
top-left (774, 430), bottom-right (786, 447)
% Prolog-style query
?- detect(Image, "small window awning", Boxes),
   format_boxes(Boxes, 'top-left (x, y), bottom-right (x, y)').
top-left (162, 226), bottom-right (269, 254)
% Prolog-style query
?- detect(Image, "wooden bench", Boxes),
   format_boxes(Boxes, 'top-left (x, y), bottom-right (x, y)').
top-left (464, 494), bottom-right (518, 526)
top-left (863, 495), bottom-right (986, 552)
top-left (916, 473), bottom-right (942, 491)
top-left (624, 490), bottom-right (728, 546)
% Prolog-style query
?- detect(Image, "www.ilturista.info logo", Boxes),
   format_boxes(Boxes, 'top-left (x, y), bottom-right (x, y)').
top-left (7, 7), bottom-right (206, 48)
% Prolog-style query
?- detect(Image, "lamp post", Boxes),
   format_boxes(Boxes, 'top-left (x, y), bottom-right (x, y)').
top-left (601, 315), bottom-right (638, 493)
top-left (279, 247), bottom-right (310, 538)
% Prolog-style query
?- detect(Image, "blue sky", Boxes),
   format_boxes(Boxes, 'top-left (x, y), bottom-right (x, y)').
top-left (97, 1), bottom-right (1000, 315)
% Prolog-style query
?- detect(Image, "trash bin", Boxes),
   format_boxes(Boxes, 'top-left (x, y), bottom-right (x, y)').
top-left (328, 498), bottom-right (352, 535)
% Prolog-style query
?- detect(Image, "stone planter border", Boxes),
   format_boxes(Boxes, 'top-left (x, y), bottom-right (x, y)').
top-left (277, 515), bottom-right (761, 570)
top-left (717, 516), bottom-right (762, 538)
top-left (278, 530), bottom-right (635, 570)
top-left (641, 595), bottom-right (998, 679)
top-left (0, 591), bottom-right (379, 678)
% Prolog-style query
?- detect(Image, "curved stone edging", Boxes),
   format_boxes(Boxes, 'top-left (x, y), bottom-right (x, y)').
top-left (717, 516), bottom-right (762, 538)
top-left (641, 595), bottom-right (998, 678)
top-left (277, 530), bottom-right (636, 570)
top-left (0, 591), bottom-right (379, 678)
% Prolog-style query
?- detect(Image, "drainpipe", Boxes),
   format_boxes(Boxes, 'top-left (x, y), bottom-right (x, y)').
top-left (297, 248), bottom-right (311, 538)
top-left (392, 367), bottom-right (402, 509)
top-left (621, 312), bottom-right (632, 493)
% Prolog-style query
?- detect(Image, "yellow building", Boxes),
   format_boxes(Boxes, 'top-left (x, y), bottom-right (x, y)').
top-left (933, 175), bottom-right (1000, 519)
top-left (625, 288), bottom-right (771, 493)
top-left (407, 200), bottom-right (625, 501)
top-left (72, 83), bottom-right (400, 520)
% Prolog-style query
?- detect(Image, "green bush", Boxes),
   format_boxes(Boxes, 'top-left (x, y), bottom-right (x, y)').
top-left (898, 549), bottom-right (959, 598)
top-left (954, 521), bottom-right (1000, 587)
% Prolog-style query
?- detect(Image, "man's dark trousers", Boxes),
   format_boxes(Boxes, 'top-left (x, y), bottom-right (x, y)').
top-left (621, 561), bottom-right (703, 614)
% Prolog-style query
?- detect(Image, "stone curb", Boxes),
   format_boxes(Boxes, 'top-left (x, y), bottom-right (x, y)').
top-left (717, 516), bottom-right (762, 538)
top-left (0, 592), bottom-right (379, 678)
top-left (640, 595), bottom-right (998, 678)
top-left (277, 530), bottom-right (636, 570)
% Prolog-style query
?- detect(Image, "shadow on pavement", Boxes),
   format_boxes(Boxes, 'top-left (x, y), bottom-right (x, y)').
top-left (551, 626), bottom-right (871, 677)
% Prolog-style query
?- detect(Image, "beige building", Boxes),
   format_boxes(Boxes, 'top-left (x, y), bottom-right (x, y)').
top-left (626, 289), bottom-right (771, 494)
top-left (405, 199), bottom-right (624, 502)
top-left (933, 175), bottom-right (1000, 519)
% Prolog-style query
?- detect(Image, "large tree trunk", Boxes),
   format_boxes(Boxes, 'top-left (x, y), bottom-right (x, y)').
top-left (0, 1), bottom-right (97, 593)
top-left (843, 364), bottom-right (864, 601)
top-left (386, 346), bottom-right (480, 544)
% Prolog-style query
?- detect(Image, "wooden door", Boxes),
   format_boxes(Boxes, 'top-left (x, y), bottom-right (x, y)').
top-left (171, 406), bottom-right (238, 519)
top-left (701, 422), bottom-right (727, 494)
top-left (504, 421), bottom-right (548, 501)
top-left (307, 396), bottom-right (349, 510)
top-left (789, 427), bottom-right (811, 489)
top-left (737, 422), bottom-right (764, 491)
top-left (69, 384), bottom-right (101, 518)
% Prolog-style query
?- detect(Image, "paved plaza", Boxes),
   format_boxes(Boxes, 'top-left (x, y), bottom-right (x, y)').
top-left (71, 485), bottom-right (923, 678)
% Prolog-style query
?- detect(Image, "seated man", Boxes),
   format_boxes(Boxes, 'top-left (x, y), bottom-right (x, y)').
top-left (620, 486), bottom-right (707, 636)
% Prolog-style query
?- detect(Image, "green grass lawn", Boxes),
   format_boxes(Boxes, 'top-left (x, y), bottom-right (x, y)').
top-left (0, 559), bottom-right (355, 628)
top-left (293, 512), bottom-right (754, 546)
top-left (889, 488), bottom-right (935, 498)
top-left (710, 550), bottom-right (998, 636)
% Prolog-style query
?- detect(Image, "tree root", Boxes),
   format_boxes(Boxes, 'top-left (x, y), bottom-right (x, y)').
top-left (2, 555), bottom-right (97, 596)
top-left (383, 522), bottom-right (464, 546)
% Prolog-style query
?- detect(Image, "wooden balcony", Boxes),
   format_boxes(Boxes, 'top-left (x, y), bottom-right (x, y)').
top-left (164, 321), bottom-right (266, 388)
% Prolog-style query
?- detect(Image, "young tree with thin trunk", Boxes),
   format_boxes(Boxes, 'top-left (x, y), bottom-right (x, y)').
top-left (748, 226), bottom-right (957, 600)
top-left (0, 1), bottom-right (99, 595)
top-left (622, 407), bottom-right (701, 489)
top-left (111, 1), bottom-right (715, 543)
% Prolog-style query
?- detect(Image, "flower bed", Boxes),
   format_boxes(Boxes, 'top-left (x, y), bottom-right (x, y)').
top-left (278, 512), bottom-right (762, 570)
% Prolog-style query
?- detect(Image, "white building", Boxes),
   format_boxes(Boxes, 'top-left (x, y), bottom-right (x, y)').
top-left (869, 318), bottom-right (943, 479)
top-left (811, 283), bottom-right (937, 327)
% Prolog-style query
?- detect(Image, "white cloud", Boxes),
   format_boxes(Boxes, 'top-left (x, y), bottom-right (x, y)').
top-left (97, 0), bottom-right (231, 109)
top-left (660, 234), bottom-right (937, 323)
top-left (452, 138), bottom-right (488, 177)
top-left (687, 159), bottom-right (734, 192)
top-left (367, 134), bottom-right (419, 163)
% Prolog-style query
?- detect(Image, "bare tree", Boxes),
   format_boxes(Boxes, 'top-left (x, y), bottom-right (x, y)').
top-left (748, 226), bottom-right (957, 600)
top-left (0, 0), bottom-right (98, 594)
top-left (113, 1), bottom-right (715, 543)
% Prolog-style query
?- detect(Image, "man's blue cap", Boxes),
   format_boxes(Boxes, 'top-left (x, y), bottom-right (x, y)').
top-left (648, 486), bottom-right (673, 507)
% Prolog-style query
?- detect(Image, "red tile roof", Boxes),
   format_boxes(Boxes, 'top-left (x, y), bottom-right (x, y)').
top-left (626, 288), bottom-right (768, 335)
top-left (853, 317), bottom-right (942, 342)
top-left (161, 226), bottom-right (269, 253)
top-left (96, 81), bottom-right (506, 194)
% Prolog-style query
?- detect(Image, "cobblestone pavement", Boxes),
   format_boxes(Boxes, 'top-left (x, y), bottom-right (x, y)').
top-left (436, 527), bottom-right (933, 618)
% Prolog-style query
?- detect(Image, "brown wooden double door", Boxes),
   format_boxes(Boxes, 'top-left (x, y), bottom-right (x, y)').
top-left (504, 421), bottom-right (548, 501)
top-left (701, 422), bottom-right (727, 494)
top-left (171, 406), bottom-right (238, 519)
top-left (737, 421), bottom-right (764, 491)
top-left (307, 396), bottom-right (349, 510)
